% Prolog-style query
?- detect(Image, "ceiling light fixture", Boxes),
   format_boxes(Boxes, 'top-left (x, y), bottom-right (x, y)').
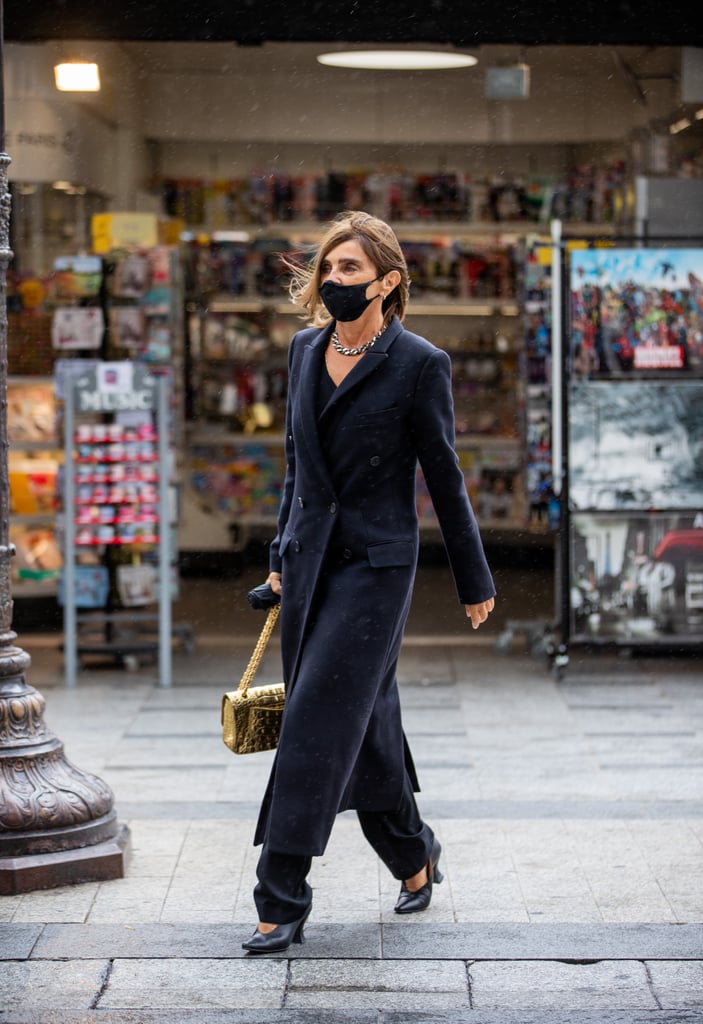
top-left (316, 50), bottom-right (477, 71)
top-left (54, 62), bottom-right (101, 92)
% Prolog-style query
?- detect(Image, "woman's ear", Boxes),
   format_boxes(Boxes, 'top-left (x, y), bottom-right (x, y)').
top-left (384, 270), bottom-right (402, 293)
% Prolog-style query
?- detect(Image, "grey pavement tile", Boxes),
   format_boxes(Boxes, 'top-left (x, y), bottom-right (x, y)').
top-left (2, 1010), bottom-right (703, 1024)
top-left (0, 959), bottom-right (108, 1012)
top-left (287, 957), bottom-right (470, 1010)
top-left (2, 1009), bottom-right (383, 1023)
top-left (586, 878), bottom-right (678, 925)
top-left (123, 852), bottom-right (179, 879)
top-left (106, 766), bottom-right (226, 803)
top-left (666, 896), bottom-right (703, 921)
top-left (142, 685), bottom-right (228, 709)
top-left (397, 650), bottom-right (457, 684)
top-left (86, 877), bottom-right (171, 922)
top-left (124, 709), bottom-right (223, 737)
top-left (453, 902), bottom-right (531, 924)
top-left (0, 894), bottom-right (24, 923)
top-left (380, 923), bottom-right (703, 960)
top-left (8, 882), bottom-right (100, 925)
top-left (100, 957), bottom-right (287, 1008)
top-left (32, 923), bottom-right (243, 959)
top-left (29, 922), bottom-right (383, 960)
top-left (384, 1013), bottom-right (703, 1024)
top-left (647, 960), bottom-right (703, 1008)
top-left (403, 707), bottom-right (470, 738)
top-left (0, 924), bottom-right (43, 958)
top-left (105, 735), bottom-right (230, 768)
top-left (309, 832), bottom-right (382, 925)
top-left (286, 991), bottom-right (469, 1009)
top-left (522, 897), bottom-right (605, 923)
top-left (625, 819), bottom-right (703, 858)
top-left (290, 956), bottom-right (467, 990)
top-left (113, 799), bottom-right (264, 818)
top-left (469, 959), bottom-right (657, 1010)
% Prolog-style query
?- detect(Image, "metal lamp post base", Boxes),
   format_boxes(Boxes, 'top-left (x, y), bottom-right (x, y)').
top-left (0, 641), bottom-right (130, 894)
top-left (0, 823), bottom-right (131, 896)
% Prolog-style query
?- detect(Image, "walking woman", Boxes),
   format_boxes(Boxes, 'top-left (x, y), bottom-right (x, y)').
top-left (243, 210), bottom-right (495, 953)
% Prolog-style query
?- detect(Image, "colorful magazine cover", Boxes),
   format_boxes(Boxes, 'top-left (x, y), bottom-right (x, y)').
top-left (570, 248), bottom-right (703, 378)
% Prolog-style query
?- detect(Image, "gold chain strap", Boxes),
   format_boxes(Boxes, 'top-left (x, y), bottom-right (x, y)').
top-left (237, 603), bottom-right (281, 695)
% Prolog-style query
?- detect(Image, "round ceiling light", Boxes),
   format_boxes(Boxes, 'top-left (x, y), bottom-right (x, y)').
top-left (316, 50), bottom-right (478, 71)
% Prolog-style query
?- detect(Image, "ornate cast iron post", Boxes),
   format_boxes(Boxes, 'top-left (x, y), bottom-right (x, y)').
top-left (0, 3), bottom-right (129, 894)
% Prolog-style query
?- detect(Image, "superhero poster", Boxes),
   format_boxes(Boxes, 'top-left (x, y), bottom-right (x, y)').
top-left (570, 511), bottom-right (703, 643)
top-left (570, 248), bottom-right (703, 378)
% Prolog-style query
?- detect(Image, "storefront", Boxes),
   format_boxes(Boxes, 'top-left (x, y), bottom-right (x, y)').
top-left (3, 20), bottom-right (703, 648)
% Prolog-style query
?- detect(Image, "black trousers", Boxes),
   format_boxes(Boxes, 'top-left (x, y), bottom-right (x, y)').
top-left (253, 770), bottom-right (434, 923)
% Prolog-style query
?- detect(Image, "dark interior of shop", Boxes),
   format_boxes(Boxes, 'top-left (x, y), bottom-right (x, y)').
top-left (7, 1), bottom-right (703, 46)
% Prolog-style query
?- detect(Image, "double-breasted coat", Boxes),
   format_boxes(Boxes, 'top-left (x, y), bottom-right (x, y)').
top-left (254, 315), bottom-right (495, 857)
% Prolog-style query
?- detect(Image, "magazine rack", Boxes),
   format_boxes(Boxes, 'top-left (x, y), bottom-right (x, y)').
top-left (61, 361), bottom-right (180, 686)
top-left (548, 225), bottom-right (703, 679)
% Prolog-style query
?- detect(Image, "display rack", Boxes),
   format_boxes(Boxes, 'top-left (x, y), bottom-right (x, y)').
top-left (8, 377), bottom-right (63, 597)
top-left (548, 233), bottom-right (703, 679)
top-left (61, 361), bottom-right (176, 687)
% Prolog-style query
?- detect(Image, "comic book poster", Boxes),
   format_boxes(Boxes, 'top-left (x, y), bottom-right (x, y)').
top-left (570, 248), bottom-right (703, 378)
top-left (570, 511), bottom-right (703, 643)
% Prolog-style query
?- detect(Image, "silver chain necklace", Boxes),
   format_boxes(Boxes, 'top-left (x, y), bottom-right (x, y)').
top-left (331, 326), bottom-right (385, 357)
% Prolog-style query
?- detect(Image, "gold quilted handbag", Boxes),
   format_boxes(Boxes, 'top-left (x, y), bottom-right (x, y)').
top-left (221, 604), bottom-right (284, 755)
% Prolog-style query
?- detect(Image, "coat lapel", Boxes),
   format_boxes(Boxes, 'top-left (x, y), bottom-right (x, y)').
top-left (297, 327), bottom-right (334, 488)
top-left (321, 316), bottom-right (402, 414)
top-left (296, 317), bottom-right (402, 478)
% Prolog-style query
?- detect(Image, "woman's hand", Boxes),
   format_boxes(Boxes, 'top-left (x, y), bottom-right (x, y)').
top-left (267, 571), bottom-right (282, 596)
top-left (464, 597), bottom-right (495, 630)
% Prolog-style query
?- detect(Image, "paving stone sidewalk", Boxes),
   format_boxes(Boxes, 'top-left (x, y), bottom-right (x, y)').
top-left (1, 631), bottom-right (702, 1022)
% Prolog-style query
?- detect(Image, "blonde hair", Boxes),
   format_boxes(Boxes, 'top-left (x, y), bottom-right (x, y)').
top-left (286, 210), bottom-right (410, 327)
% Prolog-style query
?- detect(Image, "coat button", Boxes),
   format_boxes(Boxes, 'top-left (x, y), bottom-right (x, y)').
top-left (342, 548), bottom-right (352, 560)
top-left (293, 540), bottom-right (302, 552)
top-left (329, 502), bottom-right (336, 514)
top-left (297, 496), bottom-right (305, 508)
top-left (370, 455), bottom-right (381, 466)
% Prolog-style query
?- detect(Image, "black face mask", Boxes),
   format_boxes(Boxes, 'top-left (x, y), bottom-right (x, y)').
top-left (319, 275), bottom-right (383, 322)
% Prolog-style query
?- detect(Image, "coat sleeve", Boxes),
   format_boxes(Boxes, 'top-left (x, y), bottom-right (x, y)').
top-left (412, 346), bottom-right (496, 605)
top-left (269, 336), bottom-right (298, 574)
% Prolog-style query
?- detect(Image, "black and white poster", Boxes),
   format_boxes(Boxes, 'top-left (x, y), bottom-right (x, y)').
top-left (570, 511), bottom-right (703, 643)
top-left (569, 381), bottom-right (703, 512)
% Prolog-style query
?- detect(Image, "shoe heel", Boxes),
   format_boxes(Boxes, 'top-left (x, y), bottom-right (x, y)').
top-left (431, 841), bottom-right (444, 885)
top-left (293, 922), bottom-right (306, 944)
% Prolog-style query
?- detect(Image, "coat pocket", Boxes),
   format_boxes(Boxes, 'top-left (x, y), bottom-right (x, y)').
top-left (366, 540), bottom-right (415, 567)
top-left (355, 405), bottom-right (401, 426)
top-left (278, 527), bottom-right (293, 557)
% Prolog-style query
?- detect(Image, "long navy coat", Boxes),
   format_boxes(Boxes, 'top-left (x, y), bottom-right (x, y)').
top-left (254, 315), bottom-right (495, 856)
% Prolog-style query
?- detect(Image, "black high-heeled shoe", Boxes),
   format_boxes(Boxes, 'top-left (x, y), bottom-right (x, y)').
top-left (241, 903), bottom-right (312, 954)
top-left (394, 838), bottom-right (443, 915)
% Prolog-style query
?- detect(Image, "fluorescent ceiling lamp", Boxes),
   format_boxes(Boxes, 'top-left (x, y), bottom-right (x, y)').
top-left (54, 62), bottom-right (101, 92)
top-left (317, 50), bottom-right (477, 71)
